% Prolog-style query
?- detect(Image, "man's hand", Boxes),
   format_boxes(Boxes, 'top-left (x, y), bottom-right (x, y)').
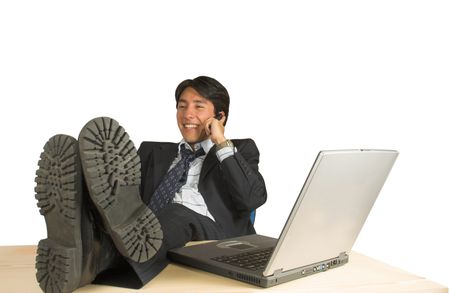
top-left (205, 114), bottom-right (226, 145)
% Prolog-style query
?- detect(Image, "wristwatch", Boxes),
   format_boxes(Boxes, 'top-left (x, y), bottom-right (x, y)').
top-left (216, 139), bottom-right (234, 151)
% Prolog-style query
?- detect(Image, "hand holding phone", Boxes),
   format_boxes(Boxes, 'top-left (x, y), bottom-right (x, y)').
top-left (210, 113), bottom-right (223, 129)
top-left (208, 113), bottom-right (224, 131)
top-left (206, 112), bottom-right (226, 143)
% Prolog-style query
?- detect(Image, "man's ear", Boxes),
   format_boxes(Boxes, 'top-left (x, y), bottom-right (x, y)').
top-left (219, 111), bottom-right (227, 126)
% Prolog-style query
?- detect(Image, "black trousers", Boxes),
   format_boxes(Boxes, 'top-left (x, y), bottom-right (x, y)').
top-left (94, 203), bottom-right (226, 289)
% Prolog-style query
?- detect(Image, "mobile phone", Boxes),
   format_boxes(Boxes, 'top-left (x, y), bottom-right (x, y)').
top-left (209, 113), bottom-right (224, 131)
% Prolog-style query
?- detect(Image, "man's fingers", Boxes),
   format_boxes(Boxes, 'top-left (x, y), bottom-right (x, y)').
top-left (205, 118), bottom-right (213, 136)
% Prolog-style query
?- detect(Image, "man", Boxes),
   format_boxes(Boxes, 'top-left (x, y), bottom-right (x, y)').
top-left (34, 76), bottom-right (267, 292)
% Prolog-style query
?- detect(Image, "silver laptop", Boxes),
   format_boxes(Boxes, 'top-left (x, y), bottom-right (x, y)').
top-left (169, 149), bottom-right (398, 287)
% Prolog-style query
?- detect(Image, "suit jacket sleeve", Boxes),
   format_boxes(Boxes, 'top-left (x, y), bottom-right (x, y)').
top-left (220, 139), bottom-right (267, 213)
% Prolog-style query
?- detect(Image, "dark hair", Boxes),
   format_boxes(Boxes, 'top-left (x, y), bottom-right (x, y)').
top-left (175, 76), bottom-right (230, 125)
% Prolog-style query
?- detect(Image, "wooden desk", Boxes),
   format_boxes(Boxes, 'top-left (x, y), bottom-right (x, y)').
top-left (0, 245), bottom-right (447, 293)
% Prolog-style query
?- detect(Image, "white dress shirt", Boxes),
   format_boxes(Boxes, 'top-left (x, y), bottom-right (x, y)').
top-left (170, 138), bottom-right (234, 221)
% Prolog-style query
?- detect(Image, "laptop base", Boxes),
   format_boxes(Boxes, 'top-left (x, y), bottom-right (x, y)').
top-left (231, 252), bottom-right (349, 287)
top-left (169, 235), bottom-right (349, 288)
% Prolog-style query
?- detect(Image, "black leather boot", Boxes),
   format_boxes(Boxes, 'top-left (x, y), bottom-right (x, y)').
top-left (34, 134), bottom-right (119, 293)
top-left (78, 117), bottom-right (163, 263)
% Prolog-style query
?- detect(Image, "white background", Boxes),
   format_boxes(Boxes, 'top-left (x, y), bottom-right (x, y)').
top-left (1, 0), bottom-right (449, 287)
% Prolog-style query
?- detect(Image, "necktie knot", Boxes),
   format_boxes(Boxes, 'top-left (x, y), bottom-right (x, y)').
top-left (181, 145), bottom-right (205, 162)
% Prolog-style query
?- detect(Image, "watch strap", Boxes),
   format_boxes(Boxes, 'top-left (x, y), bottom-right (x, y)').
top-left (216, 139), bottom-right (234, 151)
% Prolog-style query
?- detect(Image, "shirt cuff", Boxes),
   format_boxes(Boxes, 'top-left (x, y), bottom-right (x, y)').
top-left (216, 146), bottom-right (235, 162)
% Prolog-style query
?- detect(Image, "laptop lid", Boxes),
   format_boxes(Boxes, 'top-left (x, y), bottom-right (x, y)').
top-left (263, 149), bottom-right (398, 276)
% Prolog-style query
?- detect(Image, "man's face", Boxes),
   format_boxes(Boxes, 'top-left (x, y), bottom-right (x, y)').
top-left (177, 87), bottom-right (215, 145)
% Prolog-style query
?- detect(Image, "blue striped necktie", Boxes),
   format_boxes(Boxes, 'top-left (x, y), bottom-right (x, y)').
top-left (149, 145), bottom-right (205, 212)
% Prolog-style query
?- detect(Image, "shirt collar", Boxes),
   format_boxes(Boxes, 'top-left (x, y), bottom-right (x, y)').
top-left (178, 138), bottom-right (214, 155)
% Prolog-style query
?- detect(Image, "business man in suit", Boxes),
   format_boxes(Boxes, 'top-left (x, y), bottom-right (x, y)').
top-left (34, 76), bottom-right (267, 292)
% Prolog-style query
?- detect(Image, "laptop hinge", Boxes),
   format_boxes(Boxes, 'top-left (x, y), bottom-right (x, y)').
top-left (273, 268), bottom-right (283, 277)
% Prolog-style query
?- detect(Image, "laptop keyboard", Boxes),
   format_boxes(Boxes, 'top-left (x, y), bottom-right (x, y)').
top-left (211, 247), bottom-right (274, 271)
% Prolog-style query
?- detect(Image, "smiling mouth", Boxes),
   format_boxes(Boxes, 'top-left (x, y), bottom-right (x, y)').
top-left (183, 124), bottom-right (200, 129)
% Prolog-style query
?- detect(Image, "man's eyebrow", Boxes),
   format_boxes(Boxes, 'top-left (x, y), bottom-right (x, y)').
top-left (178, 98), bottom-right (206, 104)
top-left (193, 99), bottom-right (206, 104)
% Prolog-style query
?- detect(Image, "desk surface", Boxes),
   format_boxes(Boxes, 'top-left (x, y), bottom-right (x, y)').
top-left (0, 245), bottom-right (447, 293)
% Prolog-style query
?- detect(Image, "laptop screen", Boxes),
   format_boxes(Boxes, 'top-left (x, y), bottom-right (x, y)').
top-left (263, 149), bottom-right (398, 276)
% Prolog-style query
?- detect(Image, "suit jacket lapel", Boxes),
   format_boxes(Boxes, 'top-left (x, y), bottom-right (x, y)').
top-left (200, 145), bottom-right (219, 181)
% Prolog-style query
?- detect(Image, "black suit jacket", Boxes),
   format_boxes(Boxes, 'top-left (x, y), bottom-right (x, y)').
top-left (137, 139), bottom-right (267, 237)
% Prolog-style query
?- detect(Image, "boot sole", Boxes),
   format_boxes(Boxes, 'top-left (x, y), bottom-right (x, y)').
top-left (35, 135), bottom-right (82, 293)
top-left (78, 117), bottom-right (163, 263)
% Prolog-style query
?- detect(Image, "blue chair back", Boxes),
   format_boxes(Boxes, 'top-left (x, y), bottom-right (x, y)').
top-left (250, 210), bottom-right (256, 224)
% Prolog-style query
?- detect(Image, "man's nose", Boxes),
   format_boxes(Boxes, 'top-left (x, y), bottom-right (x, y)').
top-left (184, 106), bottom-right (195, 119)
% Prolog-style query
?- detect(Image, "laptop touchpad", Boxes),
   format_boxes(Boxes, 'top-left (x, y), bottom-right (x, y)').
top-left (217, 241), bottom-right (257, 250)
